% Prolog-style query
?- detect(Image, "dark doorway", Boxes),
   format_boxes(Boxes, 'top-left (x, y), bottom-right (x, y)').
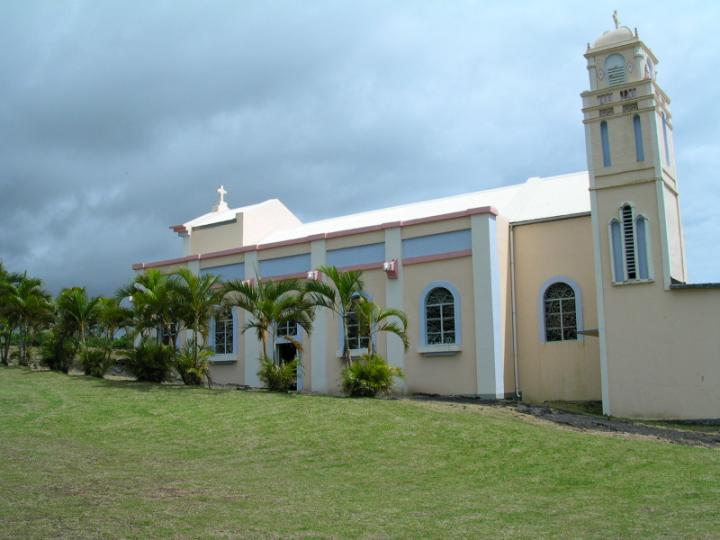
top-left (276, 343), bottom-right (298, 390)
top-left (277, 343), bottom-right (297, 364)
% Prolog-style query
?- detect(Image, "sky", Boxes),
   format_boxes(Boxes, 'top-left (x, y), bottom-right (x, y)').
top-left (1, 1), bottom-right (719, 295)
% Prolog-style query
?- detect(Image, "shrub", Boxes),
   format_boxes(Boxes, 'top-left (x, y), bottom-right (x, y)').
top-left (176, 341), bottom-right (213, 386)
top-left (81, 349), bottom-right (113, 378)
top-left (112, 333), bottom-right (133, 350)
top-left (123, 341), bottom-right (175, 383)
top-left (341, 354), bottom-right (403, 397)
top-left (258, 357), bottom-right (297, 392)
top-left (40, 330), bottom-right (77, 373)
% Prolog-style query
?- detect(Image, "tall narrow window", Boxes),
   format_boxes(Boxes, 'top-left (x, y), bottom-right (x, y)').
top-left (633, 114), bottom-right (645, 162)
top-left (610, 219), bottom-right (624, 282)
top-left (636, 217), bottom-right (649, 280)
top-left (601, 121), bottom-right (611, 167)
top-left (214, 309), bottom-right (234, 354)
top-left (605, 54), bottom-right (626, 86)
top-left (622, 204), bottom-right (637, 280)
top-left (425, 287), bottom-right (456, 344)
top-left (543, 283), bottom-right (577, 342)
top-left (661, 112), bottom-right (671, 164)
top-left (346, 309), bottom-right (369, 350)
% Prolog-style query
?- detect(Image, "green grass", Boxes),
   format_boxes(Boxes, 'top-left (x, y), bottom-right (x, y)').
top-left (1, 368), bottom-right (719, 539)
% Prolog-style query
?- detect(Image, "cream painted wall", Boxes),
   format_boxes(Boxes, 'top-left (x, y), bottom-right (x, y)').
top-left (323, 268), bottom-right (388, 394)
top-left (325, 231), bottom-right (385, 251)
top-left (595, 183), bottom-right (720, 419)
top-left (199, 253), bottom-right (245, 269)
top-left (514, 216), bottom-right (601, 402)
top-left (257, 242), bottom-right (312, 261)
top-left (242, 201), bottom-right (302, 247)
top-left (402, 257), bottom-right (478, 395)
top-left (401, 217), bottom-right (471, 240)
top-left (189, 216), bottom-right (243, 255)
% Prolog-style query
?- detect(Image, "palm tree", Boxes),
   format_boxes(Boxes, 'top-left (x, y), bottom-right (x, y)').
top-left (168, 268), bottom-right (225, 384)
top-left (304, 265), bottom-right (365, 365)
top-left (96, 296), bottom-right (133, 364)
top-left (223, 277), bottom-right (316, 363)
top-left (4, 273), bottom-right (53, 365)
top-left (353, 300), bottom-right (409, 356)
top-left (120, 269), bottom-right (179, 346)
top-left (0, 262), bottom-right (17, 365)
top-left (56, 287), bottom-right (100, 355)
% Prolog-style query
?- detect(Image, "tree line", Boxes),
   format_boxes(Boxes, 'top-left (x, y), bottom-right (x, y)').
top-left (0, 261), bottom-right (408, 396)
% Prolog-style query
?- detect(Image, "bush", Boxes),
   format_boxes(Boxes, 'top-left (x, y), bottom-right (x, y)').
top-left (112, 333), bottom-right (133, 350)
top-left (40, 330), bottom-right (77, 373)
top-left (341, 354), bottom-right (403, 397)
top-left (258, 357), bottom-right (297, 392)
top-left (123, 341), bottom-right (175, 383)
top-left (81, 349), bottom-right (113, 378)
top-left (176, 341), bottom-right (213, 386)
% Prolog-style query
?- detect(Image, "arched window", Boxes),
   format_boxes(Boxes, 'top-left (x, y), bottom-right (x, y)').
top-left (424, 287), bottom-right (456, 344)
top-left (609, 205), bottom-right (651, 282)
top-left (600, 121), bottom-right (611, 167)
top-left (419, 282), bottom-right (461, 348)
top-left (633, 114), bottom-right (645, 162)
top-left (213, 308), bottom-right (234, 355)
top-left (605, 53), bottom-right (626, 86)
top-left (661, 112), bottom-right (671, 164)
top-left (543, 283), bottom-right (577, 342)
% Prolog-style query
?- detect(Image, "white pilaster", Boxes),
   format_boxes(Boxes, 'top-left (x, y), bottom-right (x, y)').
top-left (384, 227), bottom-right (406, 391)
top-left (243, 251), bottom-right (261, 387)
top-left (187, 259), bottom-right (200, 275)
top-left (470, 214), bottom-right (504, 398)
top-left (310, 240), bottom-right (328, 393)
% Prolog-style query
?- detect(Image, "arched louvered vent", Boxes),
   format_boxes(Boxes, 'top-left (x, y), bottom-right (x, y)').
top-left (622, 205), bottom-right (637, 279)
top-left (605, 54), bottom-right (626, 86)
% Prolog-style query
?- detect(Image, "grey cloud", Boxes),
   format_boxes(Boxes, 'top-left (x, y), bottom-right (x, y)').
top-left (1, 1), bottom-right (719, 295)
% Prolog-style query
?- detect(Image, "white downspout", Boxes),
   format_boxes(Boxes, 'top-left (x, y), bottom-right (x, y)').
top-left (510, 224), bottom-right (521, 399)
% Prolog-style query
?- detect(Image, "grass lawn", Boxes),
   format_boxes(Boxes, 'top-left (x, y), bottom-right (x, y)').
top-left (1, 368), bottom-right (719, 539)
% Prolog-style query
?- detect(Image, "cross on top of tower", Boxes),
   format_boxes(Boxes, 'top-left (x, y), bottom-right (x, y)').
top-left (212, 184), bottom-right (230, 212)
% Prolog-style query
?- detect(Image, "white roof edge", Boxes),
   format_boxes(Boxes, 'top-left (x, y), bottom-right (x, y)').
top-left (258, 170), bottom-right (591, 244)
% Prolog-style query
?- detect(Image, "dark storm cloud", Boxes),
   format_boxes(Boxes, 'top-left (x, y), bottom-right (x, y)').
top-left (1, 1), bottom-right (719, 295)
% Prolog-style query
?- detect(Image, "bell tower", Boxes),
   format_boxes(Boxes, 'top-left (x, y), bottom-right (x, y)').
top-left (583, 12), bottom-right (687, 289)
top-left (582, 13), bottom-right (689, 414)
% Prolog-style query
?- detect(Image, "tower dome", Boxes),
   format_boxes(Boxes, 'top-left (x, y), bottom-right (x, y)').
top-left (593, 26), bottom-right (634, 48)
top-left (592, 11), bottom-right (636, 49)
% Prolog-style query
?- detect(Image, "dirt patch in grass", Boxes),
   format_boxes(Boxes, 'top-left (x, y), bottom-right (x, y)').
top-left (410, 395), bottom-right (720, 447)
top-left (515, 403), bottom-right (720, 447)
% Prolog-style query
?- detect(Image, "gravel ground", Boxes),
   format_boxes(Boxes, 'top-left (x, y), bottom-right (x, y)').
top-left (411, 395), bottom-right (720, 447)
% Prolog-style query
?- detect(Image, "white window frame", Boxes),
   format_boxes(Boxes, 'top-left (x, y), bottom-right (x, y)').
top-left (208, 307), bottom-right (238, 363)
top-left (537, 277), bottom-right (584, 344)
top-left (418, 281), bottom-right (462, 355)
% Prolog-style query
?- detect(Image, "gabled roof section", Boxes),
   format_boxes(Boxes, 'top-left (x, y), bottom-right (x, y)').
top-left (171, 199), bottom-right (290, 235)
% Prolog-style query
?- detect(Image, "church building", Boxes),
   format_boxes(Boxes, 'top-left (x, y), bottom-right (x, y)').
top-left (132, 17), bottom-right (720, 420)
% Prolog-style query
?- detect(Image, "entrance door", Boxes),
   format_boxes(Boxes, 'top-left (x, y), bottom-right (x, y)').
top-left (276, 343), bottom-right (298, 390)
